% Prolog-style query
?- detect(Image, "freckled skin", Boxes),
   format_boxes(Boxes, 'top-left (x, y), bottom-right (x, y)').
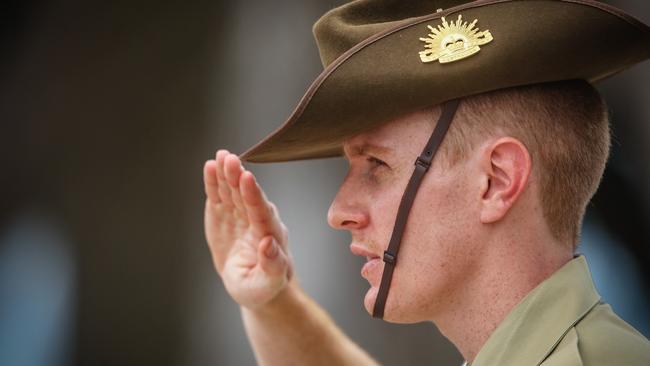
top-left (328, 108), bottom-right (573, 362)
top-left (330, 110), bottom-right (481, 322)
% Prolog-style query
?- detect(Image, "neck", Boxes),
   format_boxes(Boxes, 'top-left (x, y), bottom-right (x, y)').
top-left (432, 233), bottom-right (572, 364)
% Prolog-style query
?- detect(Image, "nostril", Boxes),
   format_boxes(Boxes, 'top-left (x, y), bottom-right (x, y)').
top-left (341, 220), bottom-right (357, 227)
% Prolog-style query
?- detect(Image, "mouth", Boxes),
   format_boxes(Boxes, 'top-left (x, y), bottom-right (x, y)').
top-left (350, 243), bottom-right (383, 284)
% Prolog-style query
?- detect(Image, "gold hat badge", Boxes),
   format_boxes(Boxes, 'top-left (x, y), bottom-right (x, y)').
top-left (419, 14), bottom-right (493, 64)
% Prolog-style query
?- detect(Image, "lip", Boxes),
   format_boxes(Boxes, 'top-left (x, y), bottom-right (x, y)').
top-left (350, 243), bottom-right (381, 260)
top-left (350, 243), bottom-right (383, 284)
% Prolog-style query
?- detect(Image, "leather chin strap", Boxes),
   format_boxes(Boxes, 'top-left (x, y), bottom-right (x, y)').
top-left (372, 99), bottom-right (460, 319)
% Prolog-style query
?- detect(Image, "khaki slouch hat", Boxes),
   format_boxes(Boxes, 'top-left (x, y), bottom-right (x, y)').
top-left (241, 0), bottom-right (650, 163)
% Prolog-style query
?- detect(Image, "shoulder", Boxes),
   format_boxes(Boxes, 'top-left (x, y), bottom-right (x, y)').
top-left (574, 303), bottom-right (649, 365)
top-left (542, 302), bottom-right (650, 366)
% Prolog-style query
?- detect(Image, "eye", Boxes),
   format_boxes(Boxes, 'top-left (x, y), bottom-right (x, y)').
top-left (366, 156), bottom-right (388, 168)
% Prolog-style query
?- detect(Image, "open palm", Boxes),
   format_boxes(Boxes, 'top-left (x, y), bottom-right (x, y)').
top-left (203, 150), bottom-right (292, 308)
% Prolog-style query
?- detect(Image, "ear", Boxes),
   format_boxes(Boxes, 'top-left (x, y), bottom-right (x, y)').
top-left (479, 137), bottom-right (532, 224)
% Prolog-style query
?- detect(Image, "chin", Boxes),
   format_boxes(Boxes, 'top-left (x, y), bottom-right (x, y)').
top-left (363, 287), bottom-right (422, 324)
top-left (363, 286), bottom-right (438, 324)
top-left (363, 286), bottom-right (378, 315)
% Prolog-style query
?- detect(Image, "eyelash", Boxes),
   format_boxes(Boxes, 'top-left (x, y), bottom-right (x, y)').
top-left (367, 156), bottom-right (387, 168)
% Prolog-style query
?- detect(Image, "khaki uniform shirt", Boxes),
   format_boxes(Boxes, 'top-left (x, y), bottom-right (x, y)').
top-left (469, 256), bottom-right (650, 366)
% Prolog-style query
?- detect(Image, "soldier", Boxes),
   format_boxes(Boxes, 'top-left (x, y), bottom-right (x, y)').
top-left (203, 0), bottom-right (650, 365)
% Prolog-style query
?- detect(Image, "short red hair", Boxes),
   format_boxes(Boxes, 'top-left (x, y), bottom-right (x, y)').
top-left (439, 80), bottom-right (610, 247)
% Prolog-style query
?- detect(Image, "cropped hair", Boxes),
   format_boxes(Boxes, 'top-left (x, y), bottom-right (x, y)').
top-left (438, 80), bottom-right (610, 247)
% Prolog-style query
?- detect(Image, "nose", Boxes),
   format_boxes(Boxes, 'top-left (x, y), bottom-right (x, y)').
top-left (327, 181), bottom-right (369, 231)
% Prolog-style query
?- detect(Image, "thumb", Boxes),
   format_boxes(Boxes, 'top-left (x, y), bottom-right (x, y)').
top-left (258, 236), bottom-right (288, 277)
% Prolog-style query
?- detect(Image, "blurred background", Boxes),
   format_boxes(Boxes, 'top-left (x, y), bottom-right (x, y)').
top-left (0, 1), bottom-right (648, 365)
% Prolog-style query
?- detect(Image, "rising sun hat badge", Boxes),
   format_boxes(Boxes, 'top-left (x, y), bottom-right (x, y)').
top-left (419, 14), bottom-right (493, 64)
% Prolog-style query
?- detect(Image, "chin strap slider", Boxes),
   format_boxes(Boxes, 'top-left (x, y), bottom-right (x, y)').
top-left (383, 251), bottom-right (396, 265)
top-left (415, 155), bottom-right (432, 169)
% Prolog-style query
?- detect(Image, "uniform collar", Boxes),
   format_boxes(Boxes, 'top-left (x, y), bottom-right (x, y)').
top-left (471, 255), bottom-right (601, 366)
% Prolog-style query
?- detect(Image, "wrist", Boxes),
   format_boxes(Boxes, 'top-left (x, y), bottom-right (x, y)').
top-left (242, 279), bottom-right (302, 316)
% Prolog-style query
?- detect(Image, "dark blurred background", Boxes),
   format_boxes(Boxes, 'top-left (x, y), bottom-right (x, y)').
top-left (0, 1), bottom-right (648, 365)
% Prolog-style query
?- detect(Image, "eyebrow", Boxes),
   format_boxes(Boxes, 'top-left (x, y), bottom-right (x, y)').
top-left (343, 142), bottom-right (393, 159)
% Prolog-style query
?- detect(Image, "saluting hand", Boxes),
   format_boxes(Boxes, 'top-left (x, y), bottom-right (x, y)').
top-left (203, 150), bottom-right (293, 308)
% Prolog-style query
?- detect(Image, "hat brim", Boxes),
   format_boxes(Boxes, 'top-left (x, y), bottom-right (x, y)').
top-left (241, 0), bottom-right (650, 163)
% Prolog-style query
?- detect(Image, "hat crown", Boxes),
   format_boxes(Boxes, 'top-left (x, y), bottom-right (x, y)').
top-left (313, 0), bottom-right (469, 67)
top-left (243, 0), bottom-right (650, 163)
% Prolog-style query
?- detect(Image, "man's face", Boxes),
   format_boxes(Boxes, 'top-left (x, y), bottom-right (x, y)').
top-left (328, 108), bottom-right (485, 323)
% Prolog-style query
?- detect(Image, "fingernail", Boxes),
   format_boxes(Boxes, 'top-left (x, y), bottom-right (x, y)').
top-left (265, 239), bottom-right (278, 258)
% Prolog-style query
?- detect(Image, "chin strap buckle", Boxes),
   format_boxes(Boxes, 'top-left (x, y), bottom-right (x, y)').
top-left (415, 155), bottom-right (432, 169)
top-left (383, 251), bottom-right (396, 266)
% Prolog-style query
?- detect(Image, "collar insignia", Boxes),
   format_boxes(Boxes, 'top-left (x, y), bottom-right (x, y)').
top-left (419, 14), bottom-right (493, 64)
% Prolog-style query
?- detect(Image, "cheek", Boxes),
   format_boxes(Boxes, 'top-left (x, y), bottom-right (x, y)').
top-left (410, 171), bottom-right (478, 243)
top-left (366, 178), bottom-right (409, 246)
top-left (386, 174), bottom-right (479, 318)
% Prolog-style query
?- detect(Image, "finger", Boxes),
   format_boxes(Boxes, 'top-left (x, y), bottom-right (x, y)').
top-left (203, 160), bottom-right (221, 204)
top-left (204, 200), bottom-right (229, 273)
top-left (240, 171), bottom-right (281, 239)
top-left (216, 150), bottom-right (234, 207)
top-left (224, 153), bottom-right (247, 215)
top-left (258, 236), bottom-right (288, 277)
top-left (268, 203), bottom-right (288, 243)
